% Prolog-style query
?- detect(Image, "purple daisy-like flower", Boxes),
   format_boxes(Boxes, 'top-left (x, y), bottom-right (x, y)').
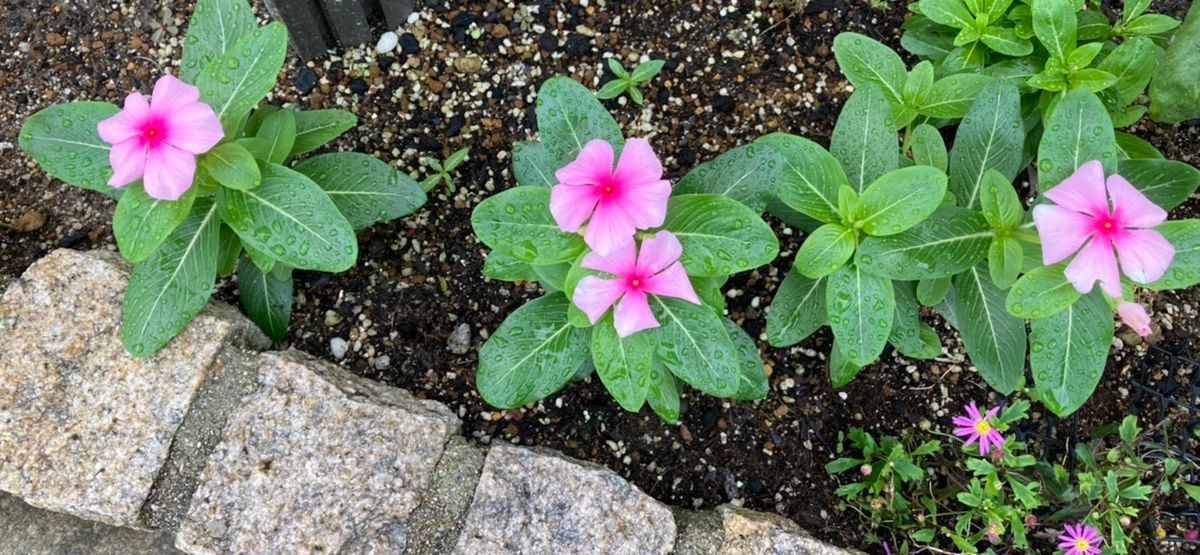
top-left (1058, 523), bottom-right (1103, 555)
top-left (952, 402), bottom-right (1005, 456)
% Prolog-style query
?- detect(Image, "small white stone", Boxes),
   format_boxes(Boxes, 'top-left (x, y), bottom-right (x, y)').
top-left (330, 337), bottom-right (349, 360)
top-left (376, 32), bottom-right (399, 54)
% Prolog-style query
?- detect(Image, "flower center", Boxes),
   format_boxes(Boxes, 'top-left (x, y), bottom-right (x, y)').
top-left (973, 420), bottom-right (991, 435)
top-left (140, 118), bottom-right (167, 148)
top-left (1075, 538), bottom-right (1090, 551)
top-left (597, 176), bottom-right (621, 198)
top-left (630, 278), bottom-right (641, 288)
top-left (1094, 214), bottom-right (1120, 237)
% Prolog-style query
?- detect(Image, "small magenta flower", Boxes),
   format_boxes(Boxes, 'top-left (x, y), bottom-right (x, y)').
top-left (986, 521), bottom-right (1002, 544)
top-left (952, 402), bottom-right (1005, 456)
top-left (572, 231), bottom-right (700, 337)
top-left (1058, 523), bottom-right (1103, 555)
top-left (98, 74), bottom-right (223, 200)
top-left (1033, 160), bottom-right (1174, 298)
top-left (1185, 528), bottom-right (1199, 541)
top-left (1117, 301), bottom-right (1152, 337)
top-left (550, 138), bottom-right (671, 256)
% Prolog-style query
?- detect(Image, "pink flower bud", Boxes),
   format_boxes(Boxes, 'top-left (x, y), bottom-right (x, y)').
top-left (1118, 302), bottom-right (1152, 337)
top-left (860, 464), bottom-right (873, 476)
top-left (1024, 514), bottom-right (1038, 528)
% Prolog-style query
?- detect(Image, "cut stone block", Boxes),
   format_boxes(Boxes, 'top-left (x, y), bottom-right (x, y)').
top-left (176, 350), bottom-right (460, 554)
top-left (0, 249), bottom-right (269, 528)
top-left (0, 491), bottom-right (180, 555)
top-left (718, 505), bottom-right (861, 555)
top-left (454, 444), bottom-right (676, 555)
top-left (402, 436), bottom-right (487, 555)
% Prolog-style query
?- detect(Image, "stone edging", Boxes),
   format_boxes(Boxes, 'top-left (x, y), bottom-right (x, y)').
top-left (0, 249), bottom-right (860, 554)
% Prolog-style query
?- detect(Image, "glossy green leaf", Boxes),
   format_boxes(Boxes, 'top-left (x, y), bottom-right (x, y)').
top-left (1126, 14), bottom-right (1181, 35)
top-left (910, 124), bottom-right (948, 172)
top-left (756, 133), bottom-right (846, 224)
top-left (532, 262), bottom-right (570, 292)
top-left (178, 0), bottom-right (257, 83)
top-left (646, 362), bottom-right (681, 423)
top-left (979, 169), bottom-right (1023, 231)
top-left (890, 281), bottom-right (942, 360)
top-left (1032, 0), bottom-right (1077, 62)
top-left (121, 198), bottom-right (221, 357)
top-left (1031, 292), bottom-right (1113, 416)
top-left (217, 224), bottom-right (241, 276)
top-left (902, 15), bottom-right (957, 60)
top-left (766, 267), bottom-right (827, 347)
top-left (662, 194), bottom-right (779, 277)
top-left (724, 319), bottom-right (769, 401)
top-left (833, 32), bottom-right (907, 106)
top-left (535, 76), bottom-right (625, 171)
top-left (236, 255), bottom-right (292, 341)
top-left (922, 74), bottom-right (995, 119)
top-left (856, 206), bottom-right (992, 280)
top-left (1149, 3), bottom-right (1200, 123)
top-left (201, 142), bottom-right (261, 190)
top-left (1115, 132), bottom-right (1163, 160)
top-left (512, 141), bottom-right (557, 188)
top-left (829, 340), bottom-right (865, 388)
top-left (1006, 265), bottom-right (1081, 318)
top-left (295, 152), bottom-right (426, 230)
top-left (1038, 89), bottom-right (1117, 189)
top-left (988, 235), bottom-right (1023, 289)
top-left (673, 143), bottom-right (783, 212)
top-left (826, 263), bottom-right (895, 367)
top-left (1146, 220), bottom-right (1200, 290)
top-left (291, 110), bottom-right (357, 157)
top-left (218, 163), bottom-right (358, 272)
top-left (1069, 68), bottom-right (1118, 93)
top-left (255, 109), bottom-right (296, 164)
top-left (917, 276), bottom-right (951, 306)
top-left (856, 166), bottom-right (948, 237)
top-left (949, 80), bottom-right (1024, 209)
top-left (196, 23), bottom-right (289, 136)
top-left (477, 293), bottom-right (591, 408)
top-left (1117, 159), bottom-right (1200, 212)
top-left (113, 182), bottom-right (197, 263)
top-left (795, 224), bottom-right (856, 279)
top-left (921, 0), bottom-right (974, 30)
top-left (981, 26), bottom-right (1034, 56)
top-left (18, 101), bottom-right (121, 197)
top-left (830, 85), bottom-right (898, 192)
top-left (471, 186), bottom-right (585, 264)
top-left (649, 296), bottom-right (741, 397)
top-left (904, 61), bottom-right (935, 107)
top-left (949, 264), bottom-right (1027, 394)
top-left (592, 314), bottom-right (655, 412)
top-left (482, 251), bottom-right (540, 283)
top-left (1098, 37), bottom-right (1159, 106)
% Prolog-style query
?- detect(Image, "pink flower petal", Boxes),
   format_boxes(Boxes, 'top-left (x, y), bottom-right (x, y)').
top-left (98, 92), bottom-right (151, 144)
top-left (584, 202), bottom-right (638, 257)
top-left (1118, 302), bottom-right (1152, 337)
top-left (642, 262), bottom-right (701, 305)
top-left (1045, 160), bottom-right (1109, 218)
top-left (142, 143), bottom-right (196, 200)
top-left (581, 239), bottom-right (638, 276)
top-left (612, 138), bottom-right (664, 187)
top-left (611, 178), bottom-right (671, 230)
top-left (1033, 204), bottom-right (1098, 265)
top-left (550, 184), bottom-right (602, 233)
top-left (953, 427), bottom-right (975, 437)
top-left (555, 139), bottom-right (614, 187)
top-left (636, 231), bottom-right (684, 275)
top-left (965, 402), bottom-right (981, 420)
top-left (1065, 236), bottom-right (1122, 298)
top-left (613, 289), bottom-right (659, 337)
top-left (984, 406), bottom-right (999, 420)
top-left (572, 276), bottom-right (626, 324)
top-left (1107, 174), bottom-right (1167, 229)
top-left (165, 102), bottom-right (223, 154)
top-left (952, 416), bottom-right (974, 427)
top-left (107, 139), bottom-right (146, 188)
top-left (149, 74), bottom-right (202, 115)
top-left (1114, 228), bottom-right (1174, 284)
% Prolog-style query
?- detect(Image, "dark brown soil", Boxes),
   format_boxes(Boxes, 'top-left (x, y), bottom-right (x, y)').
top-left (2, 0), bottom-right (1198, 550)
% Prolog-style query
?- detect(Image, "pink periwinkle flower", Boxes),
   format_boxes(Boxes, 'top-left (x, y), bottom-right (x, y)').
top-left (952, 402), bottom-right (1005, 456)
top-left (98, 74), bottom-right (223, 200)
top-left (1185, 529), bottom-right (1199, 542)
top-left (1033, 160), bottom-right (1174, 298)
top-left (572, 231), bottom-right (700, 337)
top-left (550, 138), bottom-right (671, 256)
top-left (1117, 301), bottom-right (1152, 337)
top-left (1058, 523), bottom-right (1103, 555)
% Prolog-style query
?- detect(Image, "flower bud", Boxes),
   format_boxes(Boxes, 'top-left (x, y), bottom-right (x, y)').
top-left (1024, 514), bottom-right (1038, 528)
top-left (1119, 515), bottom-right (1132, 528)
top-left (860, 464), bottom-right (873, 477)
top-left (1118, 302), bottom-right (1152, 337)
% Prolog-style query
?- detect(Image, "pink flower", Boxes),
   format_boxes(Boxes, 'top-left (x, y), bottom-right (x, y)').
top-left (1185, 529), bottom-right (1198, 541)
top-left (572, 231), bottom-right (700, 337)
top-left (952, 402), bottom-right (1005, 456)
top-left (98, 74), bottom-right (223, 200)
top-left (1117, 301), bottom-right (1152, 337)
top-left (550, 138), bottom-right (671, 256)
top-left (1058, 523), bottom-right (1103, 555)
top-left (1033, 160), bottom-right (1174, 298)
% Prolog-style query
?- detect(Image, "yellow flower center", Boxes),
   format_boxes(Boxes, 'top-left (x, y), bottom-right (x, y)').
top-left (974, 420), bottom-right (991, 435)
top-left (1075, 538), bottom-right (1090, 551)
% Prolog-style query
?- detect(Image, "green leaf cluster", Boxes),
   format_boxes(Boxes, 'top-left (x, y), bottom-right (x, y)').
top-left (595, 58), bottom-right (666, 106)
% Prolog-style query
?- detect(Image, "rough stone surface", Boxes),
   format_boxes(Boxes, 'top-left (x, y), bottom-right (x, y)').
top-left (718, 505), bottom-right (862, 555)
top-left (176, 350), bottom-right (460, 554)
top-left (0, 492), bottom-right (180, 555)
top-left (671, 508), bottom-right (723, 555)
top-left (0, 249), bottom-right (268, 528)
top-left (402, 436), bottom-right (487, 555)
top-left (454, 443), bottom-right (676, 555)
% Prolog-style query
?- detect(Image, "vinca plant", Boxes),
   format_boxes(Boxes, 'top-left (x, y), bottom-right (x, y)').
top-left (17, 0), bottom-right (425, 356)
top-left (471, 76), bottom-right (780, 422)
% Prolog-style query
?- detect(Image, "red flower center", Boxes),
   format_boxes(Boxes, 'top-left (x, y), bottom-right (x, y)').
top-left (140, 117), bottom-right (168, 148)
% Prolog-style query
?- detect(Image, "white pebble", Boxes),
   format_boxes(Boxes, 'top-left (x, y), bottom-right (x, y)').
top-left (330, 337), bottom-right (349, 360)
top-left (376, 31), bottom-right (399, 54)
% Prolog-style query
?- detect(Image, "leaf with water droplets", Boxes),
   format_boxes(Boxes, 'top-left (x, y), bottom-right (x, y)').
top-left (1149, 5), bottom-right (1200, 123)
top-left (948, 80), bottom-right (1023, 209)
top-left (179, 0), bottom-right (257, 83)
top-left (535, 76), bottom-right (624, 172)
top-left (295, 152), bottom-right (426, 230)
top-left (592, 314), bottom-right (655, 412)
top-left (890, 281), bottom-right (942, 360)
top-left (216, 224), bottom-right (241, 276)
top-left (830, 85), bottom-right (898, 192)
top-left (673, 143), bottom-right (783, 213)
top-left (826, 263), bottom-right (894, 367)
top-left (829, 340), bottom-right (864, 388)
top-left (471, 186), bottom-right (585, 265)
top-left (724, 319), bottom-right (769, 401)
top-left (662, 194), bottom-right (779, 277)
top-left (978, 169), bottom-right (1023, 231)
top-left (236, 256), bottom-right (293, 341)
top-left (647, 296), bottom-right (741, 398)
top-left (645, 361), bottom-right (681, 423)
top-left (1005, 264), bottom-right (1080, 319)
top-left (113, 181), bottom-right (198, 263)
top-left (18, 101), bottom-right (121, 198)
top-left (512, 141), bottom-right (557, 188)
top-left (856, 206), bottom-right (992, 280)
top-left (947, 264), bottom-right (1027, 394)
top-left (795, 223), bottom-right (855, 279)
top-left (917, 276), bottom-right (951, 306)
top-left (1114, 132), bottom-right (1163, 160)
top-left (196, 23), bottom-right (289, 137)
top-left (1037, 88), bottom-right (1116, 190)
top-left (477, 293), bottom-right (591, 409)
top-left (291, 110), bottom-right (357, 157)
top-left (910, 124), bottom-right (948, 173)
top-left (1030, 292), bottom-right (1113, 417)
top-left (255, 108), bottom-right (296, 165)
top-left (482, 251), bottom-right (540, 283)
top-left (1146, 220), bottom-right (1200, 291)
top-left (766, 267), bottom-right (827, 347)
top-left (1116, 159), bottom-right (1200, 212)
top-left (756, 133), bottom-right (846, 224)
top-left (920, 73), bottom-right (995, 119)
top-left (200, 142), bottom-right (261, 191)
top-left (1031, 0), bottom-right (1076, 63)
top-left (121, 198), bottom-right (221, 357)
top-left (856, 165), bottom-right (948, 237)
top-left (832, 32), bottom-right (907, 111)
top-left (988, 235), bottom-right (1023, 289)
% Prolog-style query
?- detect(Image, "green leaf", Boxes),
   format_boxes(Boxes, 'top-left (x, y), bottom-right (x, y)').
top-left (592, 314), bottom-right (655, 412)
top-left (673, 143), bottom-right (783, 212)
top-left (981, 26), bottom-right (1034, 56)
top-left (1146, 220), bottom-right (1200, 290)
top-left (607, 57), bottom-right (630, 79)
top-left (1182, 483), bottom-right (1200, 505)
top-left (856, 206), bottom-right (992, 280)
top-left (218, 163), bottom-right (358, 272)
top-left (988, 236), bottom-right (1023, 288)
top-left (910, 124), bottom-right (948, 173)
top-left (477, 293), bottom-right (591, 408)
top-left (1068, 42), bottom-right (1105, 68)
top-left (921, 0), bottom-right (975, 30)
top-left (1031, 292), bottom-right (1113, 416)
top-left (825, 457), bottom-right (864, 474)
top-left (482, 251), bottom-right (540, 282)
top-left (536, 76), bottom-right (625, 171)
top-left (255, 109), bottom-right (296, 164)
top-left (1078, 9), bottom-right (1111, 41)
top-left (948, 80), bottom-right (1024, 209)
top-left (891, 282), bottom-right (943, 359)
top-left (904, 61), bottom-right (935, 107)
top-left (595, 79), bottom-right (627, 100)
top-left (1069, 68), bottom-right (1119, 93)
top-left (949, 264), bottom-right (1027, 394)
top-left (216, 224), bottom-right (241, 276)
top-left (724, 319), bottom-right (769, 401)
top-left (795, 224), bottom-right (856, 279)
top-left (1006, 265), bottom-right (1081, 318)
top-left (979, 170), bottom-right (1023, 231)
top-left (902, 15), bottom-right (957, 60)
top-left (918, 277), bottom-right (951, 306)
top-left (830, 85), bottom-right (898, 192)
top-left (921, 74), bottom-right (995, 119)
top-left (532, 262), bottom-right (570, 292)
top-left (196, 23), bottom-right (289, 137)
top-left (631, 60), bottom-right (666, 82)
top-left (1119, 414), bottom-right (1140, 444)
top-left (766, 267), bottom-right (827, 347)
top-left (1098, 37), bottom-right (1159, 106)
top-left (235, 137), bottom-right (272, 160)
top-left (1126, 14), bottom-right (1181, 35)
top-left (243, 105), bottom-right (278, 137)
top-left (646, 362), bottom-right (681, 423)
top-left (178, 0), bottom-right (257, 83)
top-left (1149, 4), bottom-right (1200, 123)
top-left (856, 166), bottom-right (948, 237)
top-left (833, 32), bottom-right (907, 107)
top-left (121, 198), bottom-right (221, 357)
top-left (512, 141), bottom-right (557, 188)
top-left (291, 110), bottom-right (357, 157)
top-left (649, 296), bottom-right (741, 397)
top-left (1116, 158), bottom-right (1200, 212)
top-left (18, 101), bottom-right (122, 197)
top-left (829, 340), bottom-right (865, 387)
top-left (236, 256), bottom-right (292, 341)
top-left (113, 182), bottom-right (198, 263)
top-left (663, 195), bottom-right (779, 277)
top-left (471, 186), bottom-right (585, 264)
top-left (1033, 0), bottom-right (1077, 62)
top-left (295, 152), bottom-right (426, 230)
top-left (756, 133), bottom-right (846, 223)
top-left (1038, 88), bottom-right (1117, 189)
top-left (826, 263), bottom-right (895, 367)
top-left (201, 142), bottom-right (261, 190)
top-left (1124, 0), bottom-right (1153, 23)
